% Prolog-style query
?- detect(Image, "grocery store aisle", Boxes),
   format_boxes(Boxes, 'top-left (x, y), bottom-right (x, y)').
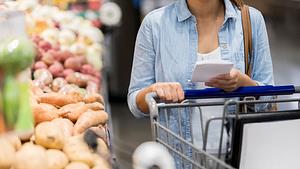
top-left (109, 5), bottom-right (300, 169)
top-left (110, 102), bottom-right (151, 169)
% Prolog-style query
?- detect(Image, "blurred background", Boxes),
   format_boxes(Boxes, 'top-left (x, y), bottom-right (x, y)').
top-left (107, 0), bottom-right (300, 169)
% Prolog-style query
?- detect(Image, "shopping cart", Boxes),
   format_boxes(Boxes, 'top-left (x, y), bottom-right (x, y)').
top-left (145, 85), bottom-right (300, 169)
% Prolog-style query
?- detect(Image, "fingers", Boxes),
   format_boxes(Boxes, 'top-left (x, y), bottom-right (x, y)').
top-left (205, 69), bottom-right (241, 91)
top-left (151, 82), bottom-right (184, 103)
top-left (205, 81), bottom-right (237, 92)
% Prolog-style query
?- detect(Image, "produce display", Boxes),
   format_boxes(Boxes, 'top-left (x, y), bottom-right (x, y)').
top-left (0, 1), bottom-right (113, 169)
top-left (0, 129), bottom-right (110, 169)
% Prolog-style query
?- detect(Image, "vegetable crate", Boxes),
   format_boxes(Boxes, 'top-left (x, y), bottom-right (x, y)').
top-left (145, 85), bottom-right (300, 169)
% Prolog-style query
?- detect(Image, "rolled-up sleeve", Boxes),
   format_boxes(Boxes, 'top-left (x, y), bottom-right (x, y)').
top-left (127, 14), bottom-right (156, 118)
top-left (250, 8), bottom-right (275, 111)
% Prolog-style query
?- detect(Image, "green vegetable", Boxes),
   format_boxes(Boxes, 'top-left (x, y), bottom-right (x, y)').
top-left (0, 36), bottom-right (35, 74)
top-left (15, 82), bottom-right (34, 131)
top-left (2, 75), bottom-right (19, 128)
top-left (0, 36), bottom-right (35, 130)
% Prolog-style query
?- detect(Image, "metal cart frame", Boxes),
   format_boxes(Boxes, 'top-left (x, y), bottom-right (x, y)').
top-left (145, 85), bottom-right (300, 169)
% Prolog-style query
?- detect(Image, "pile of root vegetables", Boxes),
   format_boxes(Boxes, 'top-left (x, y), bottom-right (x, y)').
top-left (0, 125), bottom-right (110, 169)
top-left (0, 2), bottom-right (113, 169)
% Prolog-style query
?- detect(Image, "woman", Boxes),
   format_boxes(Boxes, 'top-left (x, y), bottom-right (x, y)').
top-left (128, 0), bottom-right (274, 167)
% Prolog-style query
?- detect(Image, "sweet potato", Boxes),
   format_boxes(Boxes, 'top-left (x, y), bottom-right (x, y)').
top-left (84, 93), bottom-right (104, 104)
top-left (73, 110), bottom-right (108, 135)
top-left (35, 122), bottom-right (65, 149)
top-left (66, 72), bottom-right (89, 87)
top-left (89, 126), bottom-right (107, 143)
top-left (33, 61), bottom-right (48, 70)
top-left (59, 102), bottom-right (89, 122)
top-left (39, 92), bottom-right (83, 107)
top-left (0, 114), bottom-right (5, 134)
top-left (46, 149), bottom-right (69, 169)
top-left (49, 62), bottom-right (64, 77)
top-left (86, 102), bottom-right (104, 111)
top-left (51, 118), bottom-right (74, 137)
top-left (52, 78), bottom-right (67, 92)
top-left (64, 56), bottom-right (86, 71)
top-left (32, 103), bottom-right (59, 124)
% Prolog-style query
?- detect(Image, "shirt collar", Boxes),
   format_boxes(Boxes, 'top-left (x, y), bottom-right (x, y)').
top-left (175, 0), bottom-right (238, 22)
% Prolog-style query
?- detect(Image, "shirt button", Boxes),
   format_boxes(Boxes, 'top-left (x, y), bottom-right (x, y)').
top-left (221, 43), bottom-right (227, 49)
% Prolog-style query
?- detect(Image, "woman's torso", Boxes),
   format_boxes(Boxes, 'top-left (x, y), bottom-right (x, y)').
top-left (150, 0), bottom-right (256, 88)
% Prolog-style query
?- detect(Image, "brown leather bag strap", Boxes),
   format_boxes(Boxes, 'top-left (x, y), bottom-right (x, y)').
top-left (241, 5), bottom-right (253, 77)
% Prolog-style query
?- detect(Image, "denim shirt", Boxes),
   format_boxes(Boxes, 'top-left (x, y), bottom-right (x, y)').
top-left (128, 0), bottom-right (274, 118)
top-left (128, 0), bottom-right (274, 167)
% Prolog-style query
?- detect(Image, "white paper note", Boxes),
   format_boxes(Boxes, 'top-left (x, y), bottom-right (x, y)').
top-left (191, 60), bottom-right (233, 82)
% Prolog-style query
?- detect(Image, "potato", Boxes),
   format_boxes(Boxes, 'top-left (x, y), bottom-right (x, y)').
top-left (63, 69), bottom-right (74, 78)
top-left (56, 51), bottom-right (73, 62)
top-left (93, 155), bottom-right (111, 169)
top-left (63, 135), bottom-right (94, 167)
top-left (46, 149), bottom-right (68, 169)
top-left (48, 62), bottom-right (64, 78)
top-left (33, 69), bottom-right (53, 85)
top-left (64, 57), bottom-right (86, 72)
top-left (80, 64), bottom-right (94, 75)
top-left (33, 61), bottom-right (48, 70)
top-left (58, 84), bottom-right (80, 95)
top-left (65, 162), bottom-right (89, 169)
top-left (51, 118), bottom-right (74, 137)
top-left (86, 81), bottom-right (99, 94)
top-left (51, 78), bottom-right (67, 92)
top-left (38, 40), bottom-right (52, 52)
top-left (41, 52), bottom-right (56, 65)
top-left (4, 134), bottom-right (22, 151)
top-left (96, 138), bottom-right (110, 159)
top-left (35, 122), bottom-right (65, 149)
top-left (66, 72), bottom-right (89, 87)
top-left (86, 75), bottom-right (100, 86)
top-left (0, 138), bottom-right (15, 169)
top-left (13, 143), bottom-right (47, 169)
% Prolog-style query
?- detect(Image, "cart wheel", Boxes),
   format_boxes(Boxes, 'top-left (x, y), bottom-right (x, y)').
top-left (132, 142), bottom-right (175, 169)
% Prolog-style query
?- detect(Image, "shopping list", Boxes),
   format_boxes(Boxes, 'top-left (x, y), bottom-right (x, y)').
top-left (191, 60), bottom-right (234, 82)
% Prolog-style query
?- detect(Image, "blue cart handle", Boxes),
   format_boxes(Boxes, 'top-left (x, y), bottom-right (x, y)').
top-left (184, 85), bottom-right (300, 99)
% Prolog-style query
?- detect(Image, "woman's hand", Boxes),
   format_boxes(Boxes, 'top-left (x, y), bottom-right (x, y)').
top-left (136, 82), bottom-right (184, 113)
top-left (205, 68), bottom-right (257, 91)
top-left (149, 82), bottom-right (184, 102)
